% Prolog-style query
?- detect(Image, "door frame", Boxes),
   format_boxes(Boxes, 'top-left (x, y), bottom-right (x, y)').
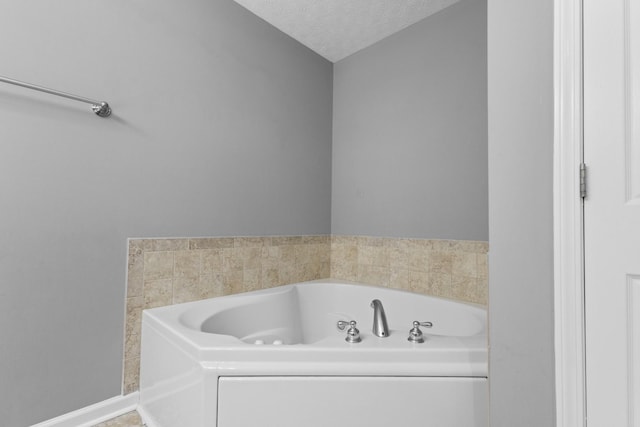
top-left (553, 0), bottom-right (586, 425)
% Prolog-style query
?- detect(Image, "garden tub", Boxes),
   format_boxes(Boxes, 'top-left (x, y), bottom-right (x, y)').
top-left (138, 280), bottom-right (488, 427)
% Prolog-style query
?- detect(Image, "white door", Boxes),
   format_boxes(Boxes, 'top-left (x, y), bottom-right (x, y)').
top-left (584, 0), bottom-right (640, 424)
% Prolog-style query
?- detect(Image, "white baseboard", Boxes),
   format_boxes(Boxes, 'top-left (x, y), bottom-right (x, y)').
top-left (136, 406), bottom-right (158, 427)
top-left (30, 392), bottom-right (139, 427)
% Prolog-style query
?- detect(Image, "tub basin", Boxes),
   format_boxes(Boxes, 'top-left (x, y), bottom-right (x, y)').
top-left (139, 280), bottom-right (488, 427)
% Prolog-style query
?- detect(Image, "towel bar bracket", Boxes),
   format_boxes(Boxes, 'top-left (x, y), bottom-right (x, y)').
top-left (92, 102), bottom-right (112, 117)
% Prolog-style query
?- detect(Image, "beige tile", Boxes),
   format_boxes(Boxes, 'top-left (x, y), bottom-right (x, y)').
top-left (143, 239), bottom-right (188, 252)
top-left (451, 276), bottom-right (479, 304)
top-left (302, 235), bottom-right (330, 245)
top-left (261, 268), bottom-right (281, 288)
top-left (125, 296), bottom-right (143, 341)
top-left (389, 239), bottom-right (409, 269)
top-left (477, 254), bottom-right (488, 279)
top-left (223, 270), bottom-right (243, 295)
top-left (93, 411), bottom-right (143, 427)
top-left (331, 244), bottom-right (358, 264)
top-left (174, 250), bottom-right (201, 278)
top-left (243, 268), bottom-right (261, 292)
top-left (222, 248), bottom-right (243, 272)
top-left (428, 272), bottom-right (452, 297)
top-left (357, 265), bottom-right (390, 286)
top-left (293, 266), bottom-right (308, 283)
top-left (240, 247), bottom-right (262, 270)
top-left (390, 268), bottom-right (410, 291)
top-left (301, 261), bottom-right (324, 282)
top-left (201, 249), bottom-right (223, 275)
top-left (429, 252), bottom-right (453, 275)
top-left (408, 246), bottom-right (430, 271)
top-left (373, 246), bottom-right (391, 268)
top-left (358, 236), bottom-right (385, 247)
top-left (261, 246), bottom-right (281, 269)
top-left (317, 244), bottom-right (331, 260)
top-left (430, 240), bottom-right (456, 252)
top-left (446, 240), bottom-right (467, 252)
top-left (123, 357), bottom-right (140, 395)
top-left (294, 245), bottom-right (313, 265)
top-left (279, 245), bottom-right (296, 263)
top-left (124, 332), bottom-right (140, 366)
top-left (265, 245), bottom-right (282, 258)
top-left (271, 236), bottom-right (303, 246)
top-left (279, 263), bottom-right (301, 285)
top-left (331, 235), bottom-right (359, 245)
top-left (128, 239), bottom-right (144, 256)
top-left (408, 238), bottom-right (433, 250)
top-left (330, 255), bottom-right (355, 273)
top-left (143, 278), bottom-right (173, 309)
top-left (200, 273), bottom-right (224, 299)
top-left (124, 321), bottom-right (142, 361)
top-left (300, 236), bottom-right (317, 245)
top-left (452, 252), bottom-right (477, 278)
top-left (383, 237), bottom-right (403, 248)
top-left (308, 244), bottom-right (330, 263)
top-left (127, 252), bottom-right (144, 298)
top-left (408, 270), bottom-right (429, 294)
top-left (330, 261), bottom-right (358, 282)
top-left (143, 251), bottom-right (174, 280)
top-left (455, 241), bottom-right (472, 253)
top-left (234, 236), bottom-right (269, 247)
top-left (173, 276), bottom-right (201, 304)
top-left (189, 237), bottom-right (234, 250)
top-left (456, 240), bottom-right (489, 253)
top-left (320, 261), bottom-right (331, 278)
top-left (277, 256), bottom-right (296, 273)
top-left (127, 294), bottom-right (145, 309)
top-left (358, 245), bottom-right (390, 268)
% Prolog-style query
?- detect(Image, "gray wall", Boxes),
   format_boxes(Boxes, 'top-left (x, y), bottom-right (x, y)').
top-left (0, 1), bottom-right (557, 426)
top-left (332, 0), bottom-right (488, 241)
top-left (0, 1), bottom-right (332, 425)
top-left (487, 0), bottom-right (556, 425)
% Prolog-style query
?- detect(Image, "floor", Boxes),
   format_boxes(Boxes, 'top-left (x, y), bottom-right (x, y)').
top-left (93, 411), bottom-right (144, 427)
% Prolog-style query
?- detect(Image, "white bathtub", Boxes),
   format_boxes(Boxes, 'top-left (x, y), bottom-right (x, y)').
top-left (138, 280), bottom-right (488, 427)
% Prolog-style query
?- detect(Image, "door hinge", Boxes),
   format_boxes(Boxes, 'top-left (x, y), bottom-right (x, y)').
top-left (580, 163), bottom-right (587, 199)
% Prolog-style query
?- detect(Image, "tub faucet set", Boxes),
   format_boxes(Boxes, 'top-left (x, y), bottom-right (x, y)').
top-left (338, 299), bottom-right (433, 343)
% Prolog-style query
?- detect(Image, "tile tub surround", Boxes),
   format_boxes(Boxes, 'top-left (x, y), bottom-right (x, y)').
top-left (124, 236), bottom-right (331, 394)
top-left (330, 236), bottom-right (488, 305)
top-left (123, 235), bottom-right (488, 394)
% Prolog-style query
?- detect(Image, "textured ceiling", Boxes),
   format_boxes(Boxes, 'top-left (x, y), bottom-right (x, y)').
top-left (233, 0), bottom-right (460, 62)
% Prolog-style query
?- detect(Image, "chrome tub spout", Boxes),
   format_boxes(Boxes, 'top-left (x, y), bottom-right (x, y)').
top-left (370, 299), bottom-right (389, 337)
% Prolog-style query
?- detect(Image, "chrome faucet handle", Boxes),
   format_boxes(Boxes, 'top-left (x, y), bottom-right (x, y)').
top-left (337, 320), bottom-right (362, 343)
top-left (407, 320), bottom-right (433, 344)
top-left (336, 320), bottom-right (350, 331)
